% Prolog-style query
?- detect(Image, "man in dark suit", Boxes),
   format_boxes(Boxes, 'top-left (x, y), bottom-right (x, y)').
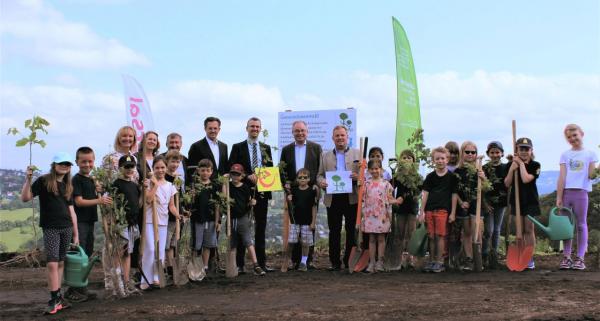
top-left (187, 117), bottom-right (229, 180)
top-left (229, 117), bottom-right (273, 272)
top-left (279, 120), bottom-right (322, 269)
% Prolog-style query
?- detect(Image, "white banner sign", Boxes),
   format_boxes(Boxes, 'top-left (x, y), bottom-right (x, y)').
top-left (122, 74), bottom-right (154, 145)
top-left (278, 108), bottom-right (357, 151)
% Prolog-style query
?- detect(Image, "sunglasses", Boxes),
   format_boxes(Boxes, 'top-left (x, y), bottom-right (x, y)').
top-left (464, 150), bottom-right (477, 155)
top-left (518, 147), bottom-right (531, 151)
top-left (230, 172), bottom-right (242, 176)
top-left (124, 165), bottom-right (135, 169)
top-left (57, 162), bottom-right (72, 166)
top-left (297, 176), bottom-right (309, 180)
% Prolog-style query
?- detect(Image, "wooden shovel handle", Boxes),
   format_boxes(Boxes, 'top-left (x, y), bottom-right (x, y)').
top-left (512, 120), bottom-right (522, 238)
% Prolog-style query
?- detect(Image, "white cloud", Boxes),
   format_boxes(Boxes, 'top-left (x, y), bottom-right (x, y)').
top-left (0, 0), bottom-right (149, 69)
top-left (1, 71), bottom-right (598, 171)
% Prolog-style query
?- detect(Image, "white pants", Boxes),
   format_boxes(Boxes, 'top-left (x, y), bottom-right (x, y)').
top-left (142, 223), bottom-right (167, 285)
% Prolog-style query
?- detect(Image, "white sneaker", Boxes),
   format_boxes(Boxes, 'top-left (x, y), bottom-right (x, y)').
top-left (366, 262), bottom-right (375, 273)
top-left (375, 260), bottom-right (385, 272)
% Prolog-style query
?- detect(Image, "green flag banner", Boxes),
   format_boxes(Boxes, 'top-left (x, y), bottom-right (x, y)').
top-left (392, 17), bottom-right (422, 156)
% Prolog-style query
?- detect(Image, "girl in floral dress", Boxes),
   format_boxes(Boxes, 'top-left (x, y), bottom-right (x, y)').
top-left (362, 159), bottom-right (397, 273)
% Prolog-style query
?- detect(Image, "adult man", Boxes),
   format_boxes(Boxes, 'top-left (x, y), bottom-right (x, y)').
top-left (187, 117), bottom-right (229, 180)
top-left (280, 120), bottom-right (322, 269)
top-left (229, 117), bottom-right (273, 272)
top-left (161, 133), bottom-right (189, 184)
top-left (317, 125), bottom-right (360, 271)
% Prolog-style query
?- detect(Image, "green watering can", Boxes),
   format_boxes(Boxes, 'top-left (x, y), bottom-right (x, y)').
top-left (64, 245), bottom-right (100, 287)
top-left (527, 207), bottom-right (575, 241)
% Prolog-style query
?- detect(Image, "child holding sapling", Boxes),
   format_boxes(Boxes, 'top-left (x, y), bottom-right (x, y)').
top-left (21, 152), bottom-right (79, 315)
top-left (453, 141), bottom-right (487, 271)
top-left (362, 159), bottom-right (397, 273)
top-left (556, 124), bottom-right (598, 270)
top-left (141, 155), bottom-right (180, 290)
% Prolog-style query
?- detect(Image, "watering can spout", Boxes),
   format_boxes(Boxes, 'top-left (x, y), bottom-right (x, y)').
top-left (82, 255), bottom-right (100, 280)
top-left (527, 216), bottom-right (549, 234)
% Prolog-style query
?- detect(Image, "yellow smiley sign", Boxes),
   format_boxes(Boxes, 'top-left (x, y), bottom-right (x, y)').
top-left (255, 167), bottom-right (283, 192)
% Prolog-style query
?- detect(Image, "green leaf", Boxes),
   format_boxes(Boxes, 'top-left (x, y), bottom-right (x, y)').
top-left (29, 131), bottom-right (37, 141)
top-left (24, 119), bottom-right (32, 128)
top-left (36, 140), bottom-right (47, 148)
top-left (15, 137), bottom-right (29, 147)
top-left (6, 128), bottom-right (19, 135)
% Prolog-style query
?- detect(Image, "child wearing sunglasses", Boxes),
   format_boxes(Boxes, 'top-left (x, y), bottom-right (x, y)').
top-left (21, 152), bottom-right (79, 315)
top-left (453, 141), bottom-right (487, 271)
top-left (282, 168), bottom-right (319, 272)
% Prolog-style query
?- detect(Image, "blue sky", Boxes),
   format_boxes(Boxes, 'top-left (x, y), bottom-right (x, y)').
top-left (1, 0), bottom-right (599, 171)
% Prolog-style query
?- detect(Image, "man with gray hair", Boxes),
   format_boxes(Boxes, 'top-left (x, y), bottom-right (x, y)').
top-left (317, 125), bottom-right (360, 271)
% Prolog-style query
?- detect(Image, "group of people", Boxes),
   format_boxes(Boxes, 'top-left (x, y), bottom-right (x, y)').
top-left (20, 116), bottom-right (598, 315)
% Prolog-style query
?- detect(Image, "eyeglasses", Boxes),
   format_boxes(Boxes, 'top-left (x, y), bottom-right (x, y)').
top-left (57, 162), bottom-right (72, 166)
top-left (464, 150), bottom-right (477, 155)
top-left (297, 176), bottom-right (309, 179)
top-left (230, 172), bottom-right (242, 176)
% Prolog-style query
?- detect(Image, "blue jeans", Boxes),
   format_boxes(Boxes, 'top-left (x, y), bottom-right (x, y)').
top-left (483, 207), bottom-right (505, 256)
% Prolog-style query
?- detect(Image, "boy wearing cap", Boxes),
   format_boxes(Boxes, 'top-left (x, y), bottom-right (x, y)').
top-left (228, 163), bottom-right (266, 276)
top-left (482, 141), bottom-right (508, 269)
top-left (504, 137), bottom-right (541, 270)
top-left (64, 147), bottom-right (111, 302)
top-left (190, 159), bottom-right (221, 271)
top-left (21, 152), bottom-right (80, 315)
top-left (112, 154), bottom-right (142, 294)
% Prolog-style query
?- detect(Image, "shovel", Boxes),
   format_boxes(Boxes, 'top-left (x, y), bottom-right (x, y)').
top-left (473, 157), bottom-right (484, 272)
top-left (383, 213), bottom-right (402, 271)
top-left (152, 199), bottom-right (167, 287)
top-left (224, 181), bottom-right (238, 278)
top-left (172, 193), bottom-right (189, 286)
top-left (348, 137), bottom-right (368, 273)
top-left (506, 120), bottom-right (534, 272)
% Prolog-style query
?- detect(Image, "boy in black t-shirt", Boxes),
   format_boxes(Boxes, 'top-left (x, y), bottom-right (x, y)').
top-left (112, 155), bottom-right (142, 294)
top-left (281, 168), bottom-right (318, 272)
top-left (419, 147), bottom-right (459, 273)
top-left (65, 147), bottom-right (112, 302)
top-left (164, 150), bottom-right (183, 277)
top-left (228, 163), bottom-right (266, 276)
top-left (482, 141), bottom-right (508, 268)
top-left (21, 152), bottom-right (79, 315)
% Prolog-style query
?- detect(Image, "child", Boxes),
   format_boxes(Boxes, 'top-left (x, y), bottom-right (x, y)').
top-left (21, 152), bottom-right (79, 315)
top-left (362, 159), bottom-right (396, 273)
top-left (556, 124), bottom-right (598, 270)
top-left (453, 141), bottom-right (486, 271)
top-left (366, 147), bottom-right (393, 181)
top-left (282, 168), bottom-right (319, 272)
top-left (164, 150), bottom-right (184, 278)
top-left (112, 155), bottom-right (142, 294)
top-left (393, 149), bottom-right (421, 269)
top-left (419, 147), bottom-right (458, 273)
top-left (65, 147), bottom-right (111, 302)
top-left (482, 141), bottom-right (508, 269)
top-left (504, 137), bottom-right (540, 270)
top-left (228, 163), bottom-right (266, 276)
top-left (141, 155), bottom-right (180, 290)
top-left (190, 159), bottom-right (221, 271)
top-left (445, 141), bottom-right (460, 172)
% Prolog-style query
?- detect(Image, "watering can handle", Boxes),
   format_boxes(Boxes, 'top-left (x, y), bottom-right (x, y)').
top-left (552, 206), bottom-right (575, 225)
top-left (69, 243), bottom-right (85, 255)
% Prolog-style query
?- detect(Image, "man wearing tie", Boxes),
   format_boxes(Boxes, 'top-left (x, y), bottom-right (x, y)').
top-left (279, 120), bottom-right (322, 269)
top-left (229, 117), bottom-right (274, 272)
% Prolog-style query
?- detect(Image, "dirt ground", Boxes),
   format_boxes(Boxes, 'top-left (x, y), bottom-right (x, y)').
top-left (1, 254), bottom-right (599, 321)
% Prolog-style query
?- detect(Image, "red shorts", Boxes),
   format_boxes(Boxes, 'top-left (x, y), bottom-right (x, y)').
top-left (425, 209), bottom-right (448, 238)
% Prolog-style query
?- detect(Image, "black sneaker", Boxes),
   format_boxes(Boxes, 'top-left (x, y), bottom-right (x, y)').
top-left (64, 288), bottom-right (88, 303)
top-left (44, 299), bottom-right (60, 315)
top-left (253, 265), bottom-right (266, 276)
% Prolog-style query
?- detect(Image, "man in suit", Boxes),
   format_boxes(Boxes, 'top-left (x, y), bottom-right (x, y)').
top-left (317, 125), bottom-right (360, 271)
top-left (161, 132), bottom-right (189, 184)
top-left (229, 117), bottom-right (274, 272)
top-left (187, 117), bottom-right (229, 180)
top-left (280, 120), bottom-right (322, 269)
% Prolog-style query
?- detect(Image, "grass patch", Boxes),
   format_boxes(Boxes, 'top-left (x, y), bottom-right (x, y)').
top-left (0, 225), bottom-right (36, 252)
top-left (0, 208), bottom-right (33, 222)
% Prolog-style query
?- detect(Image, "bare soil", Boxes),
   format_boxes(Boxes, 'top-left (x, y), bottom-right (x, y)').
top-left (1, 254), bottom-right (599, 321)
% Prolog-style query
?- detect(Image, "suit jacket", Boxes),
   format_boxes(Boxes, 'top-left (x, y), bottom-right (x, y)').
top-left (279, 140), bottom-right (322, 186)
top-left (187, 138), bottom-right (229, 179)
top-left (317, 147), bottom-right (361, 207)
top-left (229, 140), bottom-right (273, 199)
